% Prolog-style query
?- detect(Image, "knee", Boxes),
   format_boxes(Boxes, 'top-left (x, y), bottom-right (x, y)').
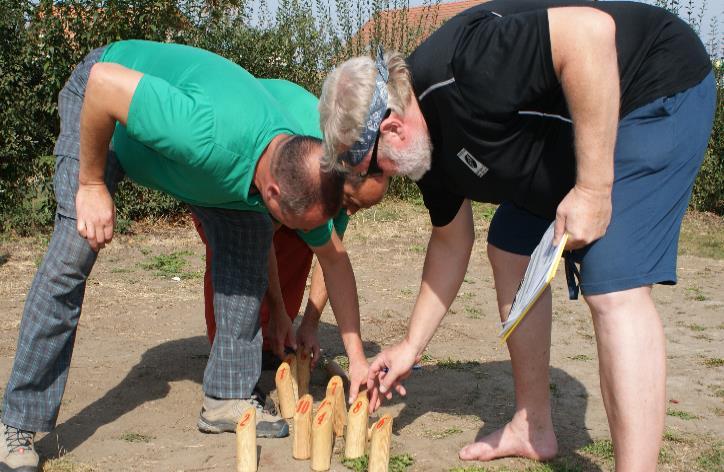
top-left (584, 286), bottom-right (653, 317)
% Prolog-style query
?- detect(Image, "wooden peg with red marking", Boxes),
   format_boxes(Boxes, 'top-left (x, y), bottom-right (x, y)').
top-left (344, 392), bottom-right (369, 459)
top-left (275, 360), bottom-right (296, 419)
top-left (296, 350), bottom-right (311, 397)
top-left (293, 394), bottom-right (313, 460)
top-left (368, 414), bottom-right (393, 472)
top-left (235, 407), bottom-right (257, 472)
top-left (326, 375), bottom-right (346, 437)
top-left (311, 403), bottom-right (334, 471)
top-left (283, 353), bottom-right (299, 402)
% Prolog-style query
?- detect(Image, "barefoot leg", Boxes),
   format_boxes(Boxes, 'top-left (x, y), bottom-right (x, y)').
top-left (459, 244), bottom-right (558, 462)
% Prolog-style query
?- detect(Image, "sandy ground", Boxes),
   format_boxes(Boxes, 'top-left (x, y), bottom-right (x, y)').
top-left (0, 202), bottom-right (722, 471)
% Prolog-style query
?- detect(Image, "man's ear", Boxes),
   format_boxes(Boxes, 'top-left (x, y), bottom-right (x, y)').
top-left (264, 182), bottom-right (281, 203)
top-left (379, 113), bottom-right (404, 141)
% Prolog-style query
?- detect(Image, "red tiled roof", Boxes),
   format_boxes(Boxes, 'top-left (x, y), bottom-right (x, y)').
top-left (350, 0), bottom-right (487, 50)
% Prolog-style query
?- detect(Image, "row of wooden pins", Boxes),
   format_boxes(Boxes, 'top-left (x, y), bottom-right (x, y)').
top-left (276, 351), bottom-right (311, 419)
top-left (291, 380), bottom-right (392, 471)
top-left (238, 356), bottom-right (393, 471)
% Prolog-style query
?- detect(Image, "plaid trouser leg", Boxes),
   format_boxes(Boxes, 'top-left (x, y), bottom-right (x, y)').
top-left (190, 206), bottom-right (273, 399)
top-left (2, 45), bottom-right (124, 432)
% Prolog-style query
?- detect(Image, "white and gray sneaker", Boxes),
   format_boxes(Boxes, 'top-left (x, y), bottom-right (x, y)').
top-left (197, 393), bottom-right (289, 438)
top-left (0, 423), bottom-right (38, 472)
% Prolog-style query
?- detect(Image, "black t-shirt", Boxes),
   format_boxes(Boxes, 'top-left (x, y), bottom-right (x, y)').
top-left (411, 0), bottom-right (711, 226)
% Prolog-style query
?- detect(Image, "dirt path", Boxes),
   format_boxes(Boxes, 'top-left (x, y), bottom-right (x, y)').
top-left (0, 202), bottom-right (722, 471)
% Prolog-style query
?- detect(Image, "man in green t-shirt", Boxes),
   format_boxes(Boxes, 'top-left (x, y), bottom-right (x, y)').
top-left (0, 41), bottom-right (369, 471)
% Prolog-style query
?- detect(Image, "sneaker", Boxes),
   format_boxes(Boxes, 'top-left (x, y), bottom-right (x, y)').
top-left (252, 386), bottom-right (278, 416)
top-left (197, 394), bottom-right (289, 438)
top-left (0, 423), bottom-right (38, 472)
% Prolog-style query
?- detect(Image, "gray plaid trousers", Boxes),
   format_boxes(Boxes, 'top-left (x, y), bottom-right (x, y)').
top-left (2, 48), bottom-right (272, 432)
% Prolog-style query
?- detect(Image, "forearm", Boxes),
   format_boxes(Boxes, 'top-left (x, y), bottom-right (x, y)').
top-left (266, 242), bottom-right (286, 318)
top-left (316, 250), bottom-right (364, 362)
top-left (405, 207), bottom-right (474, 355)
top-left (301, 260), bottom-right (328, 324)
top-left (548, 7), bottom-right (619, 192)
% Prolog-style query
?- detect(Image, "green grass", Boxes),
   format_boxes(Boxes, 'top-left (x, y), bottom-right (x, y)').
top-left (465, 306), bottom-right (482, 319)
top-left (580, 439), bottom-right (614, 460)
top-left (568, 354), bottom-right (592, 361)
top-left (702, 357), bottom-right (724, 367)
top-left (40, 458), bottom-right (96, 472)
top-left (679, 214), bottom-right (724, 260)
top-left (472, 202), bottom-right (497, 221)
top-left (409, 244), bottom-right (426, 253)
top-left (119, 432), bottom-right (154, 443)
top-left (423, 427), bottom-right (463, 439)
top-left (139, 250), bottom-right (202, 278)
top-left (449, 467), bottom-right (492, 472)
top-left (667, 408), bottom-right (699, 420)
top-left (449, 462), bottom-right (583, 472)
top-left (389, 453), bottom-right (414, 472)
top-left (663, 428), bottom-right (690, 444)
top-left (688, 323), bottom-right (707, 332)
top-left (342, 455), bottom-right (368, 472)
top-left (696, 442), bottom-right (723, 471)
top-left (436, 358), bottom-right (476, 371)
top-left (686, 286), bottom-right (709, 301)
top-left (333, 355), bottom-right (350, 371)
top-left (419, 353), bottom-right (434, 364)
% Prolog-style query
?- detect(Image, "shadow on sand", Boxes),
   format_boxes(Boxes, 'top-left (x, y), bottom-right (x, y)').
top-left (38, 328), bottom-right (598, 471)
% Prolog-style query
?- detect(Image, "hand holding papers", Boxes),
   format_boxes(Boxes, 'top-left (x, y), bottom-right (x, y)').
top-left (499, 222), bottom-right (568, 342)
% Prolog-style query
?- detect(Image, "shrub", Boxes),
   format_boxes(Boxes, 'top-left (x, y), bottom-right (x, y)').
top-left (0, 0), bottom-right (721, 235)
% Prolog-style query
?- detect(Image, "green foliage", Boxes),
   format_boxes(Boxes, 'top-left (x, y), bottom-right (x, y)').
top-left (119, 431), bottom-right (155, 443)
top-left (342, 454), bottom-right (368, 472)
top-left (389, 453), bottom-right (414, 472)
top-left (697, 442), bottom-right (723, 471)
top-left (140, 250), bottom-right (193, 277)
top-left (0, 0), bottom-right (440, 233)
top-left (580, 439), bottom-right (615, 460)
top-left (1, 0), bottom-right (722, 236)
top-left (666, 408), bottom-right (699, 420)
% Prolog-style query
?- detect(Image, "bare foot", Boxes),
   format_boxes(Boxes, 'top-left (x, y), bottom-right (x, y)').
top-left (458, 416), bottom-right (558, 462)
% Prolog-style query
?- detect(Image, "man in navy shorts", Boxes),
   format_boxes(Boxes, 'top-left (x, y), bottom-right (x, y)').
top-left (319, 0), bottom-right (716, 469)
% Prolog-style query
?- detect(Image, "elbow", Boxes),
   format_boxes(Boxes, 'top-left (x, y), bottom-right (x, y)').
top-left (587, 9), bottom-right (616, 50)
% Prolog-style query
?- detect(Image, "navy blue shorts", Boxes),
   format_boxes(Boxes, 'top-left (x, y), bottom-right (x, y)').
top-left (488, 71), bottom-right (716, 296)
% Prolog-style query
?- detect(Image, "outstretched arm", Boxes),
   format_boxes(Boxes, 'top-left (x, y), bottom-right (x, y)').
top-left (77, 62), bottom-right (142, 251)
top-left (367, 200), bottom-right (475, 411)
top-left (296, 231), bottom-right (345, 368)
top-left (311, 232), bottom-right (366, 404)
top-left (547, 7), bottom-right (619, 249)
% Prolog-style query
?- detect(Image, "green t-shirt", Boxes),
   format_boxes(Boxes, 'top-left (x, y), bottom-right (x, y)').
top-left (100, 40), bottom-right (340, 246)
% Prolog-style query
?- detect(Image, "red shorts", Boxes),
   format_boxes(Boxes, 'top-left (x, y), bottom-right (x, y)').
top-left (192, 214), bottom-right (313, 349)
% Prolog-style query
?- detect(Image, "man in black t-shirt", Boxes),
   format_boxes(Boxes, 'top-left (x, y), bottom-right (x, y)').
top-left (319, 1), bottom-right (715, 469)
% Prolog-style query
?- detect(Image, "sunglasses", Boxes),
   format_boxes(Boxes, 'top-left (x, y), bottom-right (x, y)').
top-left (357, 109), bottom-right (391, 179)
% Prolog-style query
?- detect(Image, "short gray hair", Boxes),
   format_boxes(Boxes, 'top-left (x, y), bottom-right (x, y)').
top-left (319, 50), bottom-right (413, 172)
top-left (272, 135), bottom-right (344, 219)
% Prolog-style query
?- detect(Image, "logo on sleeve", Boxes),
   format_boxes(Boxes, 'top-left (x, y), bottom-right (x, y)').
top-left (457, 148), bottom-right (488, 178)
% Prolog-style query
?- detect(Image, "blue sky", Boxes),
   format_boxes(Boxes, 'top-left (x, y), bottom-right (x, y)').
top-left (259, 0), bottom-right (721, 53)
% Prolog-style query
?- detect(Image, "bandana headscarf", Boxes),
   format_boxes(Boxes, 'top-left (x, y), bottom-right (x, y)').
top-left (339, 48), bottom-right (390, 166)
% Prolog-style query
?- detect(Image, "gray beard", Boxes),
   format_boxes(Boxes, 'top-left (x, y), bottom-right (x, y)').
top-left (382, 132), bottom-right (433, 181)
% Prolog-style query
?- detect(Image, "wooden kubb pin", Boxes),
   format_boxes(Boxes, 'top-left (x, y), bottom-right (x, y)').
top-left (326, 375), bottom-right (347, 437)
top-left (235, 407), bottom-right (257, 472)
top-left (293, 394), bottom-right (313, 460)
top-left (311, 402), bottom-right (334, 471)
top-left (368, 414), bottom-right (393, 472)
